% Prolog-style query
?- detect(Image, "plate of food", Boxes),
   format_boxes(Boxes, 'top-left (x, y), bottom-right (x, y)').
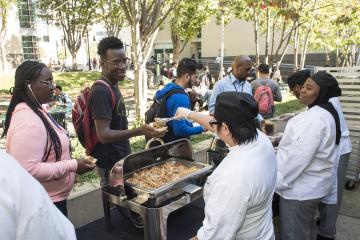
top-left (150, 118), bottom-right (168, 132)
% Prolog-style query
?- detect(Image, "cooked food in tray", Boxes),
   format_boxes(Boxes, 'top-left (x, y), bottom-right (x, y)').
top-left (126, 161), bottom-right (199, 190)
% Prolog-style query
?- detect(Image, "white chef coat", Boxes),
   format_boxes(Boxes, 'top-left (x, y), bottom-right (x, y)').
top-left (197, 131), bottom-right (276, 240)
top-left (322, 97), bottom-right (352, 204)
top-left (0, 150), bottom-right (76, 240)
top-left (330, 97), bottom-right (352, 155)
top-left (276, 106), bottom-right (340, 201)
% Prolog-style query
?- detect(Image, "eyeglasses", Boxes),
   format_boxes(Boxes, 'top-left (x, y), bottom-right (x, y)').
top-left (103, 58), bottom-right (130, 67)
top-left (40, 80), bottom-right (56, 88)
top-left (209, 119), bottom-right (222, 127)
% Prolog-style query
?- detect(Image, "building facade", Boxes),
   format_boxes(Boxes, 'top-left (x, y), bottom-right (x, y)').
top-left (152, 16), bottom-right (334, 67)
top-left (0, 1), bottom-right (131, 72)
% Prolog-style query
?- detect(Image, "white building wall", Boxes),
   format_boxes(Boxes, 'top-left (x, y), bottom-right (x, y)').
top-left (1, 4), bottom-right (22, 72)
top-left (1, 3), bottom-right (133, 71)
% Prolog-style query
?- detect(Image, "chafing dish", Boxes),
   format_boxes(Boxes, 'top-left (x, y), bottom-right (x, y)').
top-left (101, 139), bottom-right (212, 240)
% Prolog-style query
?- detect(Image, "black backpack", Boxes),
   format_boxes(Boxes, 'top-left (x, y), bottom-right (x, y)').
top-left (145, 88), bottom-right (187, 125)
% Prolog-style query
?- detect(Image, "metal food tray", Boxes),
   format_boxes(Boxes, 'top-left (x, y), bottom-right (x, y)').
top-left (108, 139), bottom-right (212, 207)
top-left (124, 158), bottom-right (212, 198)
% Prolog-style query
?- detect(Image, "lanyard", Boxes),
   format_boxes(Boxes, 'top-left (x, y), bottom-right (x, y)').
top-left (229, 74), bottom-right (244, 92)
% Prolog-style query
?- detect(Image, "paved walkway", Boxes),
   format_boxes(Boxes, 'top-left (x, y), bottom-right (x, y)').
top-left (337, 185), bottom-right (360, 239)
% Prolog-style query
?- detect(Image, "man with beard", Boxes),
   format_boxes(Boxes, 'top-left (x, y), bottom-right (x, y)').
top-left (154, 58), bottom-right (204, 142)
top-left (89, 37), bottom-right (166, 187)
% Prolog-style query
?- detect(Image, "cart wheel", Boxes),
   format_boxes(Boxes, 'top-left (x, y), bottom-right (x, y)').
top-left (116, 206), bottom-right (144, 228)
top-left (345, 180), bottom-right (356, 190)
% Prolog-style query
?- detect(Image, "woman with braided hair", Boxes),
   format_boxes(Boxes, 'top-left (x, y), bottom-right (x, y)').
top-left (2, 61), bottom-right (95, 216)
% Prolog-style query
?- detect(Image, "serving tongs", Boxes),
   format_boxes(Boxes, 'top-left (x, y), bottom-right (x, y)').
top-left (155, 117), bottom-right (178, 123)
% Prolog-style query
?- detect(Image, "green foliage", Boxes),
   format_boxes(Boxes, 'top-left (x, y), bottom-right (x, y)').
top-left (37, 0), bottom-right (99, 67)
top-left (309, 0), bottom-right (360, 66)
top-left (0, 0), bottom-right (13, 33)
top-left (76, 169), bottom-right (99, 185)
top-left (99, 0), bottom-right (127, 37)
top-left (274, 99), bottom-right (304, 116)
top-left (170, 0), bottom-right (213, 61)
top-left (130, 136), bottom-right (146, 152)
top-left (191, 132), bottom-right (213, 144)
top-left (171, 0), bottom-right (213, 41)
top-left (70, 138), bottom-right (99, 184)
top-left (54, 72), bottom-right (100, 91)
top-left (228, 0), bottom-right (302, 66)
top-left (53, 71), bottom-right (129, 97)
top-left (227, 0), bottom-right (359, 67)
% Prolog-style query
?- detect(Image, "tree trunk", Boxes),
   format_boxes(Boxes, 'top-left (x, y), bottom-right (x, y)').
top-left (131, 2), bottom-right (146, 119)
top-left (300, 0), bottom-right (317, 69)
top-left (299, 26), bottom-right (312, 69)
top-left (325, 48), bottom-right (330, 65)
top-left (273, 20), bottom-right (295, 67)
top-left (70, 51), bottom-right (77, 70)
top-left (0, 32), bottom-right (6, 71)
top-left (269, 17), bottom-right (278, 67)
top-left (275, 23), bottom-right (294, 68)
top-left (293, 23), bottom-right (299, 71)
top-left (278, 44), bottom-right (290, 69)
top-left (336, 47), bottom-right (340, 66)
top-left (253, 6), bottom-right (260, 66)
top-left (120, 0), bottom-right (178, 120)
top-left (351, 45), bottom-right (356, 67)
top-left (133, 62), bottom-right (148, 118)
top-left (171, 29), bottom-right (182, 64)
top-left (264, 7), bottom-right (270, 65)
top-left (0, 44), bottom-right (4, 71)
top-left (173, 39), bottom-right (181, 63)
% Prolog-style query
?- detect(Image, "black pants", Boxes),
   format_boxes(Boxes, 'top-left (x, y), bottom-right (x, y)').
top-left (54, 199), bottom-right (68, 217)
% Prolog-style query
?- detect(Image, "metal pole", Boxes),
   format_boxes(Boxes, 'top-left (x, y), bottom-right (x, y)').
top-left (219, 9), bottom-right (225, 80)
top-left (87, 30), bottom-right (91, 71)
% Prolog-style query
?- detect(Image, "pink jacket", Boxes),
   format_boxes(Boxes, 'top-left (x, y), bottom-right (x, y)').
top-left (6, 103), bottom-right (77, 202)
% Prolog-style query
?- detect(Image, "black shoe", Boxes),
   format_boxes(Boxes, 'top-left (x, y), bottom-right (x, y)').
top-left (316, 234), bottom-right (335, 240)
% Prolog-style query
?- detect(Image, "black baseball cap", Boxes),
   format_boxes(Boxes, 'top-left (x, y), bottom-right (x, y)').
top-left (214, 92), bottom-right (258, 127)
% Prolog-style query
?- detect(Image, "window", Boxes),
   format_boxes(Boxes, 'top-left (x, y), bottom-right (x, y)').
top-left (22, 36), bottom-right (39, 60)
top-left (43, 36), bottom-right (49, 42)
top-left (18, 0), bottom-right (36, 29)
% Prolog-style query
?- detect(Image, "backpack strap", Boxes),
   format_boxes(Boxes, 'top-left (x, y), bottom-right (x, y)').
top-left (163, 88), bottom-right (187, 99)
top-left (93, 79), bottom-right (116, 109)
top-left (158, 88), bottom-right (187, 117)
